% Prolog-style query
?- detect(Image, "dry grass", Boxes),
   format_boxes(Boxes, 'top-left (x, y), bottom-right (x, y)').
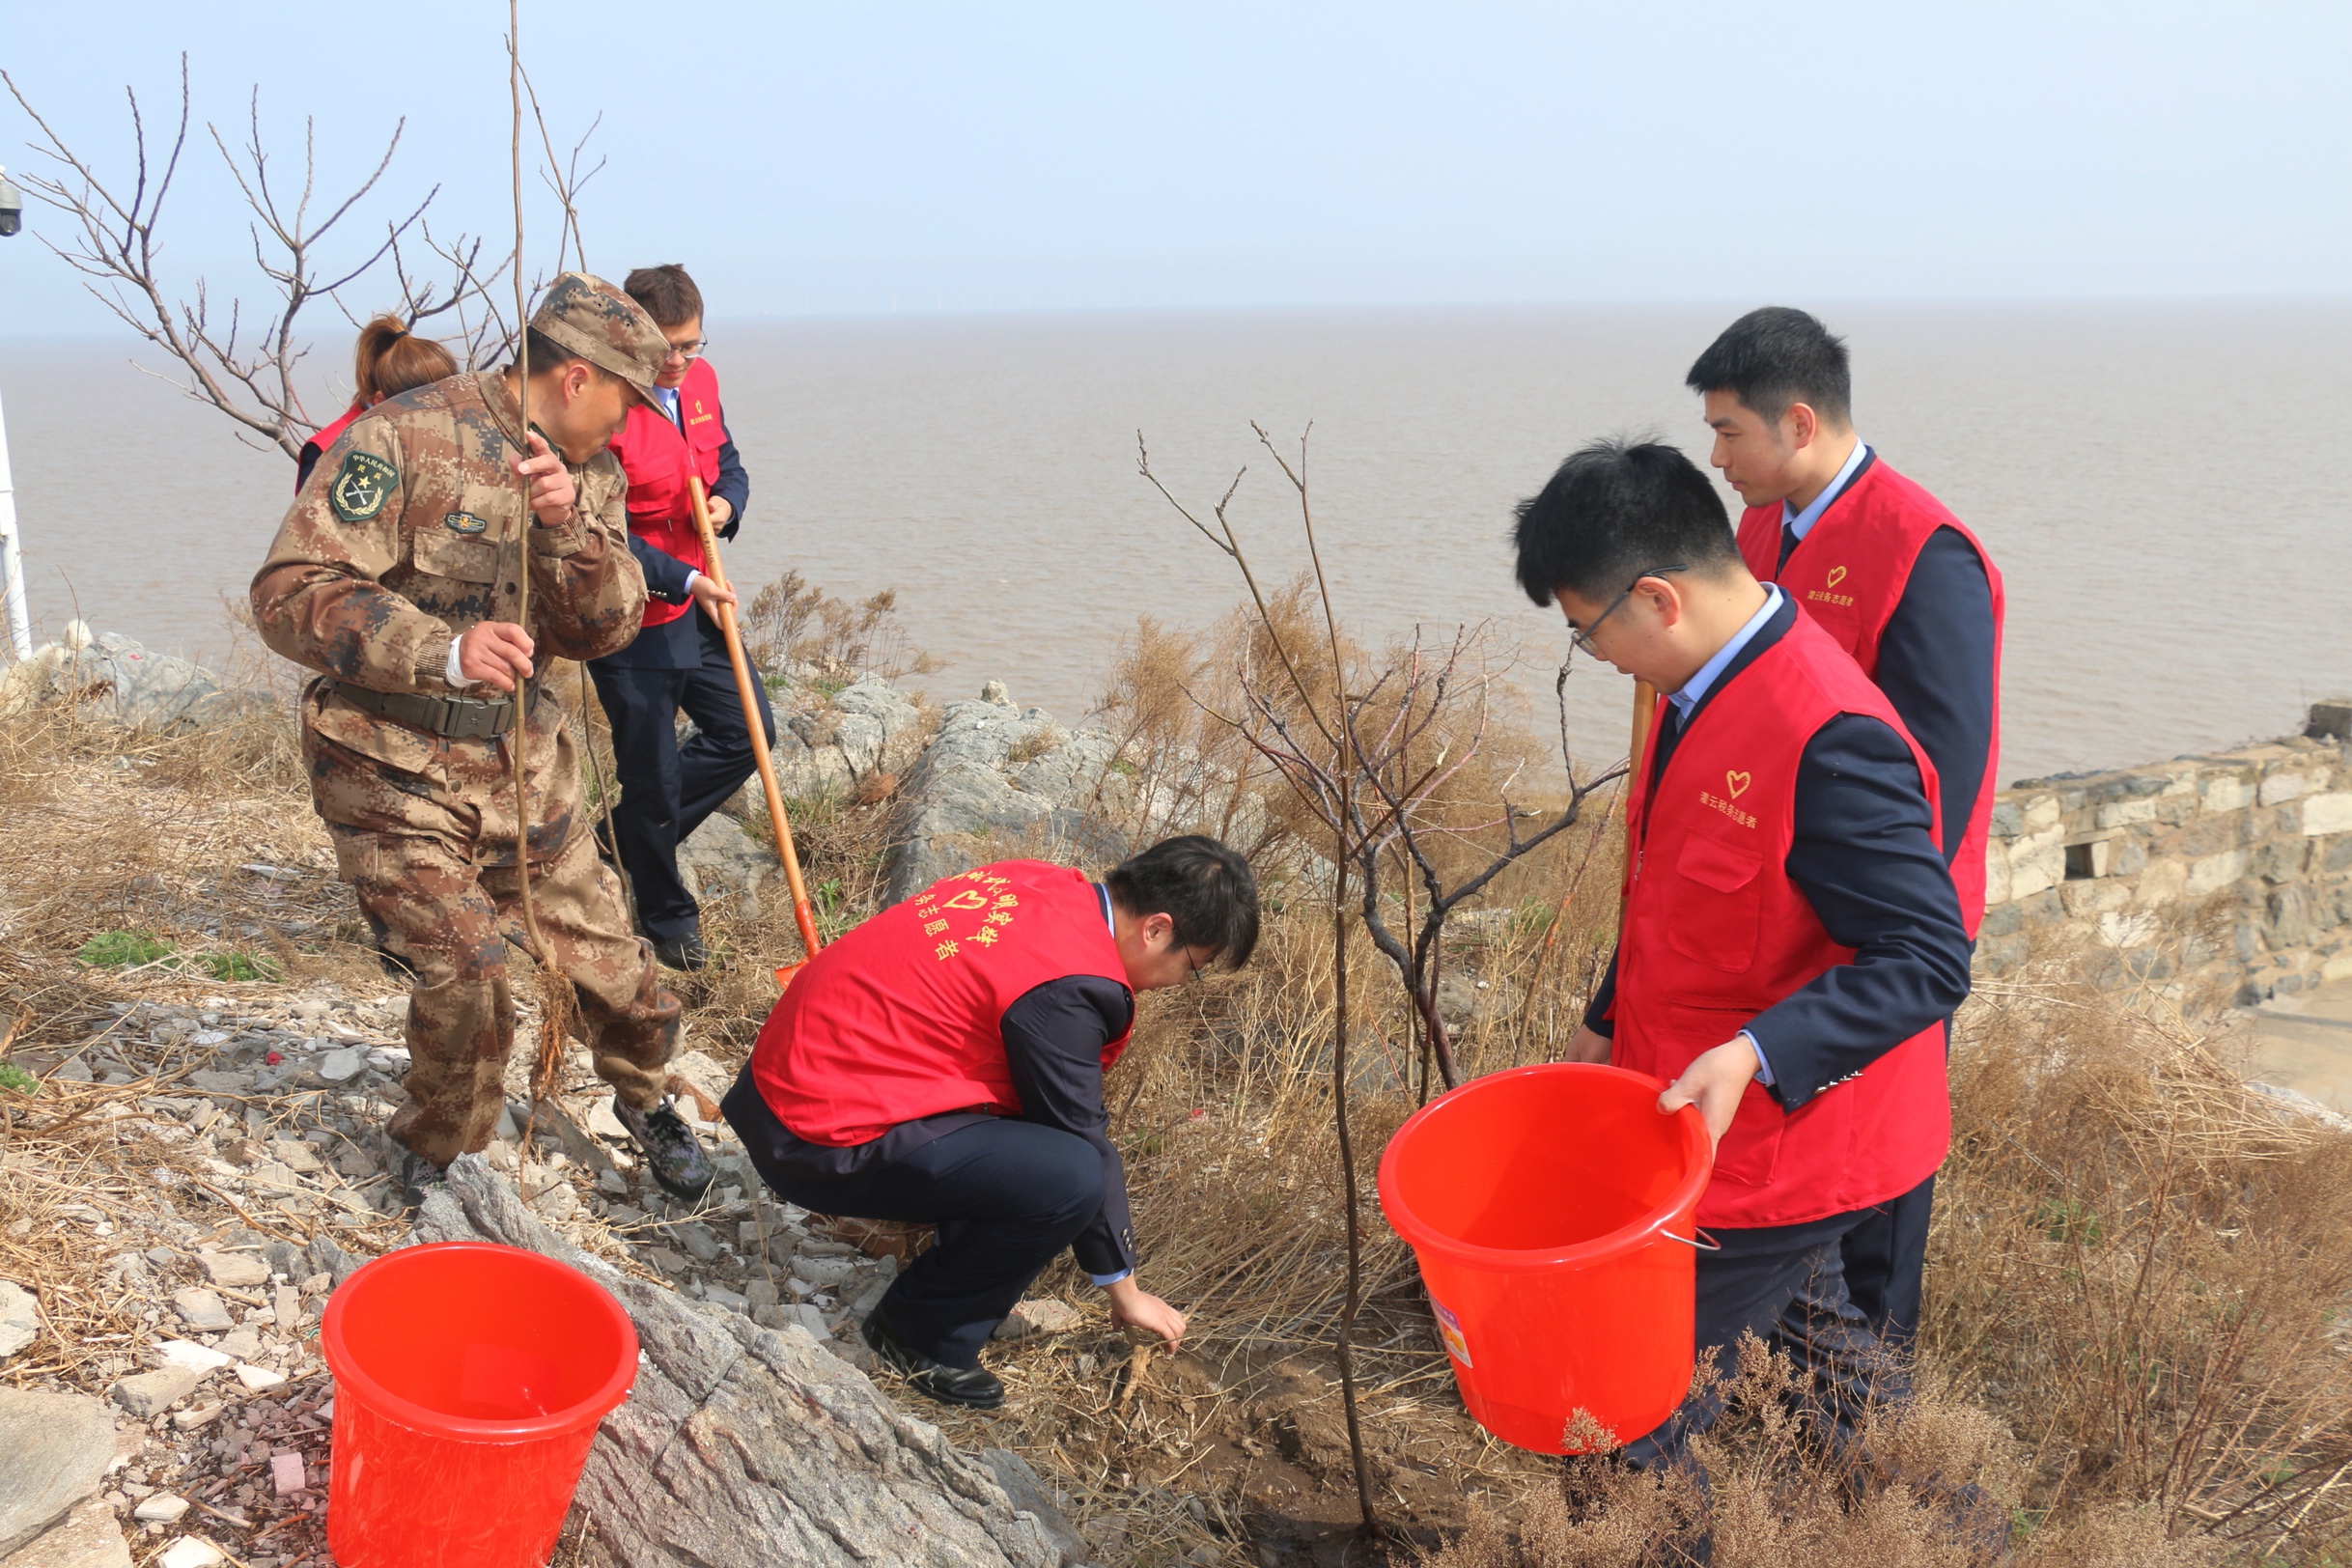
top-left (1931, 972), bottom-right (2352, 1550)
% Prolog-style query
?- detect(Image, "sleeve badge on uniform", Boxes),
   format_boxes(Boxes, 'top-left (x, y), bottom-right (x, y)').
top-left (328, 451), bottom-right (400, 523)
top-left (442, 512), bottom-right (489, 535)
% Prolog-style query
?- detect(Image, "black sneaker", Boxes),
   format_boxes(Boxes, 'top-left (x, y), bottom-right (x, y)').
top-left (652, 933), bottom-right (709, 972)
top-left (613, 1097), bottom-right (714, 1202)
top-left (387, 1140), bottom-right (447, 1211)
top-left (861, 1311), bottom-right (1005, 1410)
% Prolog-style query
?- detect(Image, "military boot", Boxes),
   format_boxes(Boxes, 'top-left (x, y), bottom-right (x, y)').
top-left (614, 1097), bottom-right (714, 1202)
top-left (385, 1135), bottom-right (448, 1212)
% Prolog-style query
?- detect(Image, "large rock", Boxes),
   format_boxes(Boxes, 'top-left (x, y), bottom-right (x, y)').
top-left (885, 696), bottom-right (1132, 903)
top-left (678, 814), bottom-right (780, 922)
top-left (681, 678), bottom-right (928, 920)
top-left (0, 627), bottom-right (260, 733)
top-left (0, 1282), bottom-right (38, 1359)
top-left (0, 1388), bottom-right (118, 1556)
top-left (411, 1158), bottom-right (1081, 1568)
top-left (0, 1498), bottom-right (131, 1568)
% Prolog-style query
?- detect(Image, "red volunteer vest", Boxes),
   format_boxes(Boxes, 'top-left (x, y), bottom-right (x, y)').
top-left (604, 357), bottom-right (727, 628)
top-left (296, 405), bottom-right (364, 492)
top-left (1736, 457), bottom-right (2004, 936)
top-left (750, 860), bottom-right (1134, 1147)
top-left (1616, 611), bottom-right (1949, 1229)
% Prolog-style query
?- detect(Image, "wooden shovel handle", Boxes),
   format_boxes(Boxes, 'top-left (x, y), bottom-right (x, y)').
top-left (686, 477), bottom-right (824, 974)
top-left (1621, 680), bottom-right (1656, 927)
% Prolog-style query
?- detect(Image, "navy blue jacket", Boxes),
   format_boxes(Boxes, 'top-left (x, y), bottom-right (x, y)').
top-left (1585, 596), bottom-right (1974, 1111)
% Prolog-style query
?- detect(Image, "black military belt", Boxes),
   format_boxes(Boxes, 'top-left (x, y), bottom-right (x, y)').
top-left (328, 679), bottom-right (538, 741)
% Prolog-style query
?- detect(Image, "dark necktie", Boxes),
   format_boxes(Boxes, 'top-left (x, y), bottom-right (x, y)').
top-left (1644, 700), bottom-right (1687, 813)
top-left (1778, 519), bottom-right (1800, 573)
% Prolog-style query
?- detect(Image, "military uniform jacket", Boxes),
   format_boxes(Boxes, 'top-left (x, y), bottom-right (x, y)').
top-left (251, 371), bottom-right (648, 860)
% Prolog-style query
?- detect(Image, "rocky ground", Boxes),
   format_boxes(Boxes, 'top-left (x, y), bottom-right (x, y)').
top-left (0, 624), bottom-right (1266, 1567)
top-left (0, 978), bottom-right (1137, 1567)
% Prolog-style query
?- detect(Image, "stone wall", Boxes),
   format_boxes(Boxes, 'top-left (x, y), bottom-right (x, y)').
top-left (1976, 699), bottom-right (2352, 1005)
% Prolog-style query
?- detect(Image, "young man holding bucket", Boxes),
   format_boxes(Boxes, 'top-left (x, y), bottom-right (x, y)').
top-left (1687, 306), bottom-right (2004, 1352)
top-left (1510, 438), bottom-right (1973, 1469)
top-left (720, 835), bottom-right (1258, 1410)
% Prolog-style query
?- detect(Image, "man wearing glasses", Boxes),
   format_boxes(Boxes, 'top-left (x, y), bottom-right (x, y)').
top-left (721, 836), bottom-right (1257, 1410)
top-left (1514, 439), bottom-right (1972, 1482)
top-left (589, 263), bottom-right (770, 971)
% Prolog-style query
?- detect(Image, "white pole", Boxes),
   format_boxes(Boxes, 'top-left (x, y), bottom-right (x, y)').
top-left (0, 376), bottom-right (30, 660)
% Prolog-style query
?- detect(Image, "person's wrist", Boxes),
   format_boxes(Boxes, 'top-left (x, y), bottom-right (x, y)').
top-left (1732, 1031), bottom-right (1767, 1084)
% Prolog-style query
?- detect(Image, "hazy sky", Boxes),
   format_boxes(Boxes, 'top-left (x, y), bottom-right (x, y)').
top-left (0, 1), bottom-right (2345, 332)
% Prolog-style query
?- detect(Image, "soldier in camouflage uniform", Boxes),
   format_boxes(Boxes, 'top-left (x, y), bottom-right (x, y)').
top-left (252, 272), bottom-right (715, 1206)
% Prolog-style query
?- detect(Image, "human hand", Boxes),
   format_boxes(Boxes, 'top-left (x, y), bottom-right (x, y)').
top-left (705, 495), bottom-right (734, 528)
top-left (1657, 1035), bottom-right (1762, 1152)
top-left (1564, 1024), bottom-right (1612, 1065)
top-left (458, 621), bottom-right (536, 691)
top-left (1105, 1277), bottom-right (1187, 1352)
top-left (510, 430), bottom-right (577, 526)
top-left (688, 574), bottom-right (738, 618)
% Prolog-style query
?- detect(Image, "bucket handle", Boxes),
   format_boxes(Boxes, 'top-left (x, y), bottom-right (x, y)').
top-left (1662, 1226), bottom-right (1722, 1252)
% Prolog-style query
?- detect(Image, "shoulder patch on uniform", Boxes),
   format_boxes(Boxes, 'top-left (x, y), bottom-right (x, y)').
top-left (442, 512), bottom-right (489, 535)
top-left (328, 451), bottom-right (400, 523)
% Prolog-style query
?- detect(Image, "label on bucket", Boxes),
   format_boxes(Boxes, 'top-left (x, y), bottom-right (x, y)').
top-left (1432, 1300), bottom-right (1471, 1368)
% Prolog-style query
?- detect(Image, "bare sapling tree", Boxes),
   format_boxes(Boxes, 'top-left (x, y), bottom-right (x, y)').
top-left (1139, 422), bottom-right (1389, 1538)
top-left (1345, 634), bottom-right (1627, 1094)
top-left (1142, 422), bottom-right (1625, 1539)
top-left (1, 55), bottom-right (598, 462)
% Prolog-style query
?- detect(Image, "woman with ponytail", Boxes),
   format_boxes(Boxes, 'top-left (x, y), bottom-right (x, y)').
top-left (294, 315), bottom-right (460, 490)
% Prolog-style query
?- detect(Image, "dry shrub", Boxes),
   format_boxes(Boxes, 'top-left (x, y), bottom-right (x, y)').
top-left (1422, 1338), bottom-right (2216, 1568)
top-left (1093, 584), bottom-right (1621, 1095)
top-left (737, 567), bottom-right (940, 685)
top-left (1930, 972), bottom-right (2352, 1552)
top-left (683, 786), bottom-right (905, 1051)
top-left (1423, 968), bottom-right (2352, 1568)
top-left (1094, 580), bottom-right (1576, 891)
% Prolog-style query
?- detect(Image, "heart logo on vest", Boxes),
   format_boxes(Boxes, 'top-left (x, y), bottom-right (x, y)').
top-left (1725, 770), bottom-right (1752, 798)
top-left (1826, 565), bottom-right (1848, 587)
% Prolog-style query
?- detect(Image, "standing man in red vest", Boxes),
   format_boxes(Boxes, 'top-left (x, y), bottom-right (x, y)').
top-left (1515, 438), bottom-right (1973, 1471)
top-left (721, 836), bottom-right (1259, 1410)
top-left (588, 264), bottom-right (770, 972)
top-left (1687, 307), bottom-right (2004, 1355)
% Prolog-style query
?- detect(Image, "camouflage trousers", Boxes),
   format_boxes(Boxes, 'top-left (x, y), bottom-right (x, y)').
top-left (309, 708), bottom-right (680, 1166)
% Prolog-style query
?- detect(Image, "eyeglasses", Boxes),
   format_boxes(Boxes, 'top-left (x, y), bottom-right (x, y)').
top-left (662, 337), bottom-right (708, 362)
top-left (1569, 564), bottom-right (1690, 655)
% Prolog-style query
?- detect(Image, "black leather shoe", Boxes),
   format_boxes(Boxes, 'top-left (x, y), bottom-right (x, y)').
top-left (652, 933), bottom-right (710, 972)
top-left (861, 1312), bottom-right (1004, 1409)
top-left (613, 1097), bottom-right (714, 1202)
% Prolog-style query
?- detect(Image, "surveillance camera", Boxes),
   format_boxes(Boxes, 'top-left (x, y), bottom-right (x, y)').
top-left (0, 168), bottom-right (20, 238)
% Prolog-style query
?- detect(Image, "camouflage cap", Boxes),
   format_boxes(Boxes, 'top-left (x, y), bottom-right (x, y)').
top-left (527, 271), bottom-right (668, 403)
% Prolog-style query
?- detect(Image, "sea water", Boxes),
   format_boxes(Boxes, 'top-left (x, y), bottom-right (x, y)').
top-left (7, 300), bottom-right (2346, 781)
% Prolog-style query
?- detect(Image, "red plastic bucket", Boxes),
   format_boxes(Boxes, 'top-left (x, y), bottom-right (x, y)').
top-left (322, 1242), bottom-right (639, 1567)
top-left (1376, 1063), bottom-right (1712, 1454)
